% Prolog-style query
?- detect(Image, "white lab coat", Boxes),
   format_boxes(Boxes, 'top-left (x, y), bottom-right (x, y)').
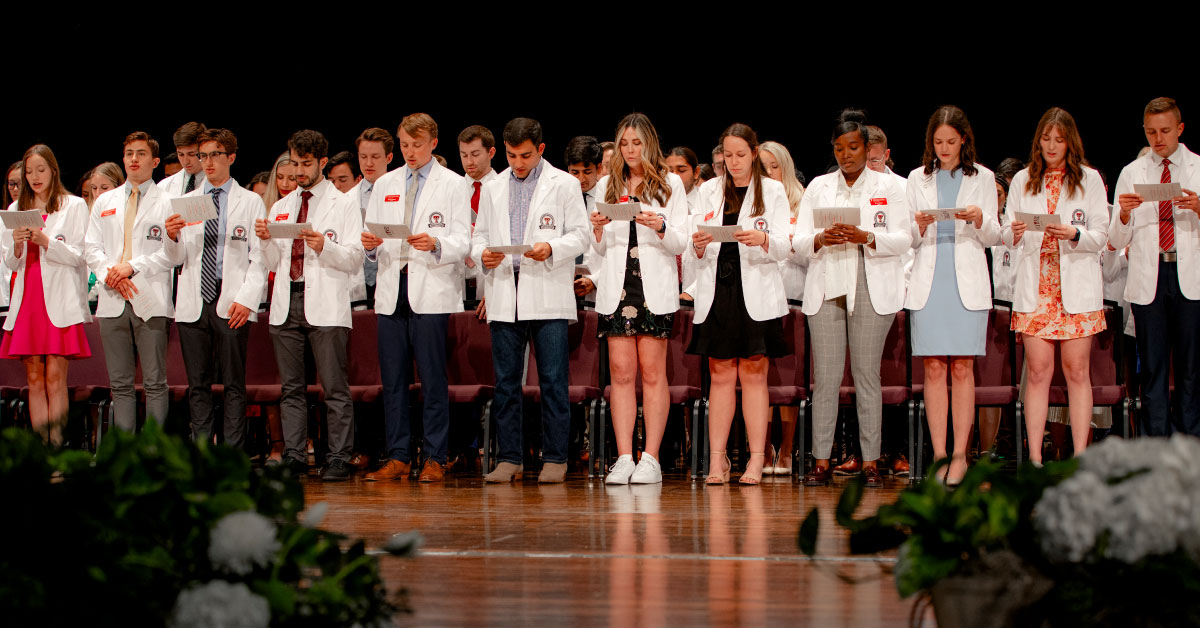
top-left (1001, 166), bottom-right (1109, 314)
top-left (781, 210), bottom-right (808, 302)
top-left (85, 184), bottom-right (178, 319)
top-left (157, 169), bottom-right (205, 198)
top-left (794, 168), bottom-right (912, 316)
top-left (1107, 144), bottom-right (1200, 305)
top-left (469, 161), bottom-right (589, 323)
top-left (589, 173), bottom-right (689, 315)
top-left (166, 181), bottom-right (268, 323)
top-left (3, 196), bottom-right (91, 330)
top-left (260, 179), bottom-right (364, 328)
top-left (991, 243), bottom-right (1017, 303)
top-left (463, 169), bottom-right (500, 300)
top-left (904, 165), bottom-right (1001, 311)
top-left (690, 176), bottom-right (790, 324)
top-left (366, 161), bottom-right (471, 315)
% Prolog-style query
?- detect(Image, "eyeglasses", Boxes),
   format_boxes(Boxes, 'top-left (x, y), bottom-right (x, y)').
top-left (6, 181), bottom-right (19, 190)
top-left (198, 151), bottom-right (229, 161)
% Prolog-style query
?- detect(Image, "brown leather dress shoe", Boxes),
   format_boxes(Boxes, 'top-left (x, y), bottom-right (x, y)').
top-left (803, 465), bottom-right (831, 486)
top-left (833, 455), bottom-right (861, 476)
top-left (365, 459), bottom-right (411, 481)
top-left (891, 454), bottom-right (910, 477)
top-left (419, 460), bottom-right (445, 483)
top-left (348, 453), bottom-right (372, 470)
top-left (864, 465), bottom-right (883, 488)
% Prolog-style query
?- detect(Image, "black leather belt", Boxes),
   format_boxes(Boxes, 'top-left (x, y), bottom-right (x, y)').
top-left (290, 281), bottom-right (305, 293)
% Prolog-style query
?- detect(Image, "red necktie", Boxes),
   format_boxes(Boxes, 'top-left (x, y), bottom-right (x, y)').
top-left (1159, 158), bottom-right (1175, 252)
top-left (471, 180), bottom-right (481, 227)
top-left (290, 191), bottom-right (312, 281)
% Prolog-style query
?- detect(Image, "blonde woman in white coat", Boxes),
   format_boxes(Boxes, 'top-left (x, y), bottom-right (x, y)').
top-left (905, 106), bottom-right (1000, 485)
top-left (1, 145), bottom-right (91, 445)
top-left (589, 114), bottom-right (689, 484)
top-left (759, 140), bottom-right (805, 475)
top-left (1003, 107), bottom-right (1109, 462)
top-left (794, 110), bottom-right (912, 488)
top-left (688, 123), bottom-right (790, 486)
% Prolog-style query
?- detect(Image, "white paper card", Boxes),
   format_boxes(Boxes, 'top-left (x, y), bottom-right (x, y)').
top-left (926, 209), bottom-right (960, 222)
top-left (597, 202), bottom-right (641, 221)
top-left (1135, 183), bottom-right (1182, 202)
top-left (267, 222), bottom-right (312, 239)
top-left (0, 210), bottom-right (45, 230)
top-left (169, 196), bottom-right (218, 223)
top-left (367, 222), bottom-right (412, 239)
top-left (1015, 212), bottom-right (1061, 232)
top-left (812, 207), bottom-right (860, 229)
top-left (698, 225), bottom-right (740, 242)
top-left (128, 273), bottom-right (159, 315)
top-left (489, 244), bottom-right (533, 254)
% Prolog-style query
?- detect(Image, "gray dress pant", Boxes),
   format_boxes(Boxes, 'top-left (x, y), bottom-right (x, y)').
top-left (808, 250), bottom-right (895, 461)
top-left (98, 302), bottom-right (170, 431)
top-left (269, 290), bottom-right (353, 464)
top-left (178, 299), bottom-right (251, 448)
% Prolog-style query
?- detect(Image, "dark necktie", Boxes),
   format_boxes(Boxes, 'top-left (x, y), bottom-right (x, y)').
top-left (290, 191), bottom-right (312, 281)
top-left (201, 188), bottom-right (221, 302)
top-left (185, 173), bottom-right (196, 194)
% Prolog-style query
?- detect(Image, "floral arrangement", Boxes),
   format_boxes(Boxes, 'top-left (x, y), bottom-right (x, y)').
top-left (0, 422), bottom-right (419, 627)
top-left (799, 435), bottom-right (1200, 627)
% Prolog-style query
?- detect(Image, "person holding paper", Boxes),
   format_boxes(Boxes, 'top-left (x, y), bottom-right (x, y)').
top-left (1002, 107), bottom-right (1108, 462)
top-left (84, 131), bottom-right (178, 431)
top-left (793, 110), bottom-right (911, 488)
top-left (904, 106), bottom-right (1000, 485)
top-left (349, 127), bottom-right (395, 304)
top-left (360, 113), bottom-right (469, 484)
top-left (688, 123), bottom-right (790, 486)
top-left (254, 129), bottom-right (364, 481)
top-left (1109, 97), bottom-right (1200, 437)
top-left (163, 128), bottom-right (268, 449)
top-left (469, 117), bottom-right (589, 483)
top-left (587, 114), bottom-right (688, 484)
top-left (157, 122), bottom-right (207, 198)
top-left (1, 145), bottom-right (91, 445)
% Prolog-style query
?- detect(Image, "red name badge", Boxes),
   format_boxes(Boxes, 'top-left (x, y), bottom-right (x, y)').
top-left (101, 208), bottom-right (116, 217)
top-left (385, 195), bottom-right (401, 202)
top-left (275, 214), bottom-right (289, 221)
top-left (869, 198), bottom-right (887, 206)
top-left (705, 211), bottom-right (715, 221)
top-left (185, 221), bottom-right (202, 227)
top-left (790, 217), bottom-right (797, 224)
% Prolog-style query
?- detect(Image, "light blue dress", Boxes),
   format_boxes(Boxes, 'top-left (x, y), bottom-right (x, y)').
top-left (911, 169), bottom-right (987, 356)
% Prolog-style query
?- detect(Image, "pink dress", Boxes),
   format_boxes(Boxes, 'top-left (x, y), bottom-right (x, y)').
top-left (1010, 169), bottom-right (1107, 340)
top-left (0, 215), bottom-right (91, 358)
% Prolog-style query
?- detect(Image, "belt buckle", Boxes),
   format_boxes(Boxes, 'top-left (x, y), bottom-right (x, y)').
top-left (1161, 251), bottom-right (1178, 263)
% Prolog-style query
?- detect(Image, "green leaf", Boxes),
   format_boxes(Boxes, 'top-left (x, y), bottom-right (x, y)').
top-left (834, 475), bottom-right (866, 531)
top-left (252, 578), bottom-right (297, 615)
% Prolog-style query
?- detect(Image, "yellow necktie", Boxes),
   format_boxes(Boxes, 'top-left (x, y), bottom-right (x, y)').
top-left (121, 186), bottom-right (140, 263)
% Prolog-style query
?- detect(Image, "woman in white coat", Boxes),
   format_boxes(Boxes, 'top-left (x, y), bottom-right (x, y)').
top-left (688, 123), bottom-right (790, 485)
top-left (794, 110), bottom-right (911, 488)
top-left (589, 113), bottom-right (689, 484)
top-left (758, 140), bottom-right (806, 475)
top-left (0, 145), bottom-right (91, 445)
top-left (905, 106), bottom-right (1000, 484)
top-left (1003, 107), bottom-right (1108, 462)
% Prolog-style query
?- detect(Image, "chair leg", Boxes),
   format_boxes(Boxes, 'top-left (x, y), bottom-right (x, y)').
top-left (481, 400), bottom-right (492, 475)
top-left (1015, 401), bottom-right (1024, 466)
top-left (909, 400), bottom-right (919, 483)
top-left (1122, 398), bottom-right (1131, 439)
top-left (597, 399), bottom-right (608, 478)
top-left (587, 399), bottom-right (599, 479)
top-left (793, 400), bottom-right (807, 480)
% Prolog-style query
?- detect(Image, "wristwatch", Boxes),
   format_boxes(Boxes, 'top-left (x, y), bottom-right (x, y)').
top-left (865, 231), bottom-right (875, 246)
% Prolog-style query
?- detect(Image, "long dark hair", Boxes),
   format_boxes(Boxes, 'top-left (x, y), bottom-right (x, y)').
top-left (18, 145), bottom-right (70, 213)
top-left (720, 123), bottom-right (767, 217)
top-left (1025, 107), bottom-right (1086, 198)
top-left (921, 105), bottom-right (978, 177)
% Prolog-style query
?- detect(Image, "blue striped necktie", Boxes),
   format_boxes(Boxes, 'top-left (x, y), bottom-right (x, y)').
top-left (201, 188), bottom-right (220, 303)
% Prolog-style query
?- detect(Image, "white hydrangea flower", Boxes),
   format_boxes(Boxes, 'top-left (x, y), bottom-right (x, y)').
top-left (1102, 470), bottom-right (1192, 563)
top-left (208, 511), bottom-right (281, 575)
top-left (1033, 471), bottom-right (1109, 562)
top-left (170, 580), bottom-right (270, 628)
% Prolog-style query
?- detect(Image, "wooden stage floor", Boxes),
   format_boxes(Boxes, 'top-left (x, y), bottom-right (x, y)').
top-left (305, 470), bottom-right (934, 627)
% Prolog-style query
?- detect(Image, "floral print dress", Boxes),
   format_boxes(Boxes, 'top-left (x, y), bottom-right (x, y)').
top-left (597, 201), bottom-right (674, 338)
top-left (1011, 169), bottom-right (1107, 339)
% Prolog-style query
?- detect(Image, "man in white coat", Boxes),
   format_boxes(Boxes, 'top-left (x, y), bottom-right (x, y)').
top-left (85, 131), bottom-right (177, 430)
top-left (360, 113), bottom-right (469, 484)
top-left (350, 127), bottom-right (395, 303)
top-left (470, 118), bottom-right (588, 483)
top-left (164, 128), bottom-right (268, 448)
top-left (457, 124), bottom-right (499, 318)
top-left (253, 129), bottom-right (364, 481)
top-left (1109, 97), bottom-right (1200, 437)
top-left (157, 122), bottom-right (207, 198)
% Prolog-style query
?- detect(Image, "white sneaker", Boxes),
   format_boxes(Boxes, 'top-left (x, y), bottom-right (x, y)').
top-left (606, 455), bottom-right (635, 484)
top-left (630, 453), bottom-right (663, 484)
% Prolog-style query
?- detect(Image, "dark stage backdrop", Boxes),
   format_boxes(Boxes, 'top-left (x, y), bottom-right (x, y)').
top-left (4, 19), bottom-right (1194, 200)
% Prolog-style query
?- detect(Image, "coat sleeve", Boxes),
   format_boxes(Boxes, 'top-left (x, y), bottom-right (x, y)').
top-left (316, 197), bottom-right (365, 274)
top-left (234, 196), bottom-right (269, 310)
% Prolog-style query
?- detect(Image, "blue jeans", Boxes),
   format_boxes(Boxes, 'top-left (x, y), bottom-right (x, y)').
top-left (378, 274), bottom-right (451, 464)
top-left (489, 318), bottom-right (570, 465)
top-left (1132, 260), bottom-right (1200, 436)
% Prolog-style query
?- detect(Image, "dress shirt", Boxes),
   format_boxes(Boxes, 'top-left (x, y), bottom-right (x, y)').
top-left (508, 159), bottom-right (544, 267)
top-left (124, 178), bottom-right (154, 205)
top-left (202, 177), bottom-right (233, 276)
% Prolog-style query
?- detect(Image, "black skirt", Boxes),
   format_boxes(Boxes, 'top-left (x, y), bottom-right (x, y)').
top-left (686, 242), bottom-right (788, 359)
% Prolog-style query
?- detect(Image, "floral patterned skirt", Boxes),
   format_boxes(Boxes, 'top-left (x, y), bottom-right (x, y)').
top-left (1011, 242), bottom-right (1106, 340)
top-left (598, 301), bottom-right (673, 338)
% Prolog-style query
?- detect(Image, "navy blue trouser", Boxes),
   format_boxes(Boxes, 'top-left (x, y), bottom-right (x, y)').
top-left (1132, 259), bottom-right (1200, 436)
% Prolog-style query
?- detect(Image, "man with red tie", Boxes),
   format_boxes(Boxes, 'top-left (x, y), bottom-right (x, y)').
top-left (458, 125), bottom-right (499, 318)
top-left (1110, 97), bottom-right (1200, 437)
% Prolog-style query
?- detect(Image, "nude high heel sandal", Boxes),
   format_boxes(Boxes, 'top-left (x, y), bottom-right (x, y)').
top-left (739, 452), bottom-right (766, 485)
top-left (706, 451), bottom-right (731, 485)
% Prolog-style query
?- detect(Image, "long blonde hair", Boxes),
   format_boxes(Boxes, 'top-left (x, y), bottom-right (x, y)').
top-left (759, 141), bottom-right (805, 216)
top-left (262, 151), bottom-right (294, 213)
top-left (604, 113), bottom-right (672, 207)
